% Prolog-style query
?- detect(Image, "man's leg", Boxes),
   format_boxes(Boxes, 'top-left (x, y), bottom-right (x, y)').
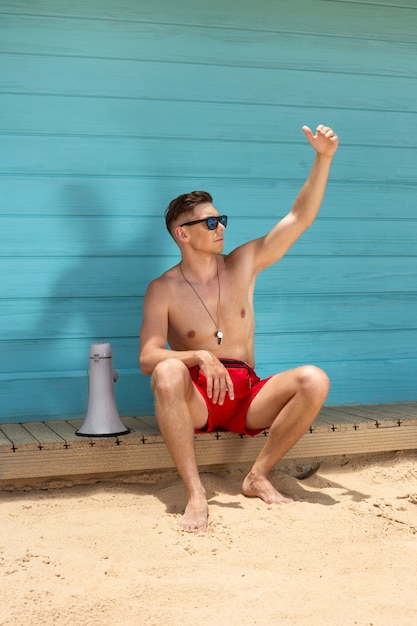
top-left (151, 358), bottom-right (209, 531)
top-left (243, 365), bottom-right (330, 503)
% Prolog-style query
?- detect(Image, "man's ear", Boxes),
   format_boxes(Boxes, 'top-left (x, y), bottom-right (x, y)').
top-left (174, 225), bottom-right (189, 242)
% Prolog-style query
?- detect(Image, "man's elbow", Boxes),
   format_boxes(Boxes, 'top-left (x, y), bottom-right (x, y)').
top-left (139, 354), bottom-right (154, 376)
top-left (293, 209), bottom-right (315, 229)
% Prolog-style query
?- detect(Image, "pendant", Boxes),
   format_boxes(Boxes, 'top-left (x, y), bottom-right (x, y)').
top-left (216, 330), bottom-right (223, 345)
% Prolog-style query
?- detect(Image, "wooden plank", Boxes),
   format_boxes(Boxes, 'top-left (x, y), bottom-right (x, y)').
top-left (331, 406), bottom-right (399, 427)
top-left (255, 294), bottom-right (417, 335)
top-left (2, 175), bottom-right (417, 221)
top-left (0, 297), bottom-right (142, 341)
top-left (2, 135), bottom-right (417, 184)
top-left (45, 420), bottom-right (79, 442)
top-left (318, 405), bottom-right (417, 429)
top-left (4, 215), bottom-right (417, 258)
top-left (2, 11), bottom-right (416, 75)
top-left (66, 419), bottom-right (119, 448)
top-left (387, 406), bottom-right (417, 420)
top-left (324, 404), bottom-right (417, 425)
top-left (121, 416), bottom-right (147, 433)
top-left (122, 416), bottom-right (161, 441)
top-left (339, 406), bottom-right (396, 424)
top-left (357, 403), bottom-right (417, 421)
top-left (0, 428), bottom-right (13, 449)
top-left (1, 421), bottom-right (416, 482)
top-left (5, 94), bottom-right (417, 150)
top-left (3, 56), bottom-right (417, 115)
top-left (0, 424), bottom-right (38, 448)
top-left (0, 371), bottom-right (153, 421)
top-left (0, 442), bottom-right (175, 481)
top-left (0, 257), bottom-right (172, 298)
top-left (1, 0), bottom-right (416, 45)
top-left (329, 405), bottom-right (382, 417)
top-left (4, 330), bottom-right (417, 375)
top-left (285, 423), bottom-right (417, 459)
top-left (138, 416), bottom-right (159, 431)
top-left (259, 330), bottom-right (417, 364)
top-left (4, 294), bottom-right (417, 341)
top-left (4, 256), bottom-right (417, 299)
top-left (319, 407), bottom-right (378, 425)
top-left (22, 422), bottom-right (66, 446)
top-left (66, 419), bottom-right (149, 447)
top-left (312, 417), bottom-right (377, 433)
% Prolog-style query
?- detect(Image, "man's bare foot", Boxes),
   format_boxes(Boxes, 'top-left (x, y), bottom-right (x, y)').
top-left (242, 472), bottom-right (294, 504)
top-left (178, 495), bottom-right (209, 532)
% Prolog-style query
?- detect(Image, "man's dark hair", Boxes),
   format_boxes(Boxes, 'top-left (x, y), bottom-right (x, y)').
top-left (165, 190), bottom-right (213, 235)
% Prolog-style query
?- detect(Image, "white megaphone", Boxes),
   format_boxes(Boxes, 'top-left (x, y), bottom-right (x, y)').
top-left (76, 343), bottom-right (130, 437)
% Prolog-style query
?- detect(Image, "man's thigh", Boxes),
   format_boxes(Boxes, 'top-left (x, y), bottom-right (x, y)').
top-left (186, 376), bottom-right (210, 430)
top-left (245, 368), bottom-right (306, 430)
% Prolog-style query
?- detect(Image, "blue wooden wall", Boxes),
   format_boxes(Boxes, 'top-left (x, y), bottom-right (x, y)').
top-left (1, 0), bottom-right (417, 422)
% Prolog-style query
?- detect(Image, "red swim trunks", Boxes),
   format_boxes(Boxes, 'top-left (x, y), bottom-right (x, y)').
top-left (188, 359), bottom-right (272, 437)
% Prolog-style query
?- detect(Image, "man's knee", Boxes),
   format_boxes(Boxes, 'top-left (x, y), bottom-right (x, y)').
top-left (297, 365), bottom-right (330, 402)
top-left (151, 358), bottom-right (189, 397)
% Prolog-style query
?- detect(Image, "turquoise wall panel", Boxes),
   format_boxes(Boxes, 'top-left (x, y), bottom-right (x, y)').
top-left (1, 0), bottom-right (417, 422)
top-left (3, 215), bottom-right (417, 257)
top-left (2, 177), bottom-right (417, 219)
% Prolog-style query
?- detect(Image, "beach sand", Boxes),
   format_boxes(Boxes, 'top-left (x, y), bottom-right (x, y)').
top-left (1, 450), bottom-right (416, 625)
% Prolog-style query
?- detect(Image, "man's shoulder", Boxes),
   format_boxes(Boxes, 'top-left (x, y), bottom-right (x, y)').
top-left (147, 265), bottom-right (178, 291)
top-left (223, 243), bottom-right (255, 274)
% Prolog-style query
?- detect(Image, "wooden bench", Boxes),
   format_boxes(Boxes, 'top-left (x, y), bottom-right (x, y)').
top-left (1, 403), bottom-right (416, 487)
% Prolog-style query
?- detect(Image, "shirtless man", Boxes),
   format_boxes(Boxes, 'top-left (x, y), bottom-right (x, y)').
top-left (139, 124), bottom-right (338, 531)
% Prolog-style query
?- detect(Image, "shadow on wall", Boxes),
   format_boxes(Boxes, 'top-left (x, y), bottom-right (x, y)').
top-left (25, 182), bottom-right (168, 420)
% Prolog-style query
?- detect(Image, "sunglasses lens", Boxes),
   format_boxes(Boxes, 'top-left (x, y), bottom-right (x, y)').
top-left (207, 217), bottom-right (218, 230)
top-left (206, 216), bottom-right (227, 230)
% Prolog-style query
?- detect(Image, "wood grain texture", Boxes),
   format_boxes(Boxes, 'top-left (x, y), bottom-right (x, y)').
top-left (0, 404), bottom-right (416, 482)
top-left (3, 215), bottom-right (417, 257)
top-left (2, 177), bottom-right (417, 219)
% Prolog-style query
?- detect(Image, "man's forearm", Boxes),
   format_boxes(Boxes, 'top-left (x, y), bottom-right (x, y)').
top-left (139, 347), bottom-right (207, 376)
top-left (291, 153), bottom-right (333, 227)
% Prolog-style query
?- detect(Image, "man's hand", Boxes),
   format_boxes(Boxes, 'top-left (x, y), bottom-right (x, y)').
top-left (302, 124), bottom-right (338, 158)
top-left (196, 351), bottom-right (235, 405)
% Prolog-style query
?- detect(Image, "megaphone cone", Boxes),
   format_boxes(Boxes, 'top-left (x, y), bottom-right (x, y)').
top-left (76, 343), bottom-right (130, 437)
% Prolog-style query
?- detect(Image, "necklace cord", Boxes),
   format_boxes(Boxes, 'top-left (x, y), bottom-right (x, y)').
top-left (180, 259), bottom-right (223, 343)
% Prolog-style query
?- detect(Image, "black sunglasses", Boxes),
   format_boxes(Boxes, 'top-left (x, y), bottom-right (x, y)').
top-left (180, 215), bottom-right (228, 230)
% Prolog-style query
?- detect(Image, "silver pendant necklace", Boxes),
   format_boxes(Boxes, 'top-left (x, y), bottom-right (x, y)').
top-left (180, 258), bottom-right (223, 345)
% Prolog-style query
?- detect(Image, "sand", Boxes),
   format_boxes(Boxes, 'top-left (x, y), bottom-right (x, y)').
top-left (1, 450), bottom-right (417, 626)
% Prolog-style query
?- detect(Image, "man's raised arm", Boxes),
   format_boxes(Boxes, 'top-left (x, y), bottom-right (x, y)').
top-left (249, 124), bottom-right (339, 273)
